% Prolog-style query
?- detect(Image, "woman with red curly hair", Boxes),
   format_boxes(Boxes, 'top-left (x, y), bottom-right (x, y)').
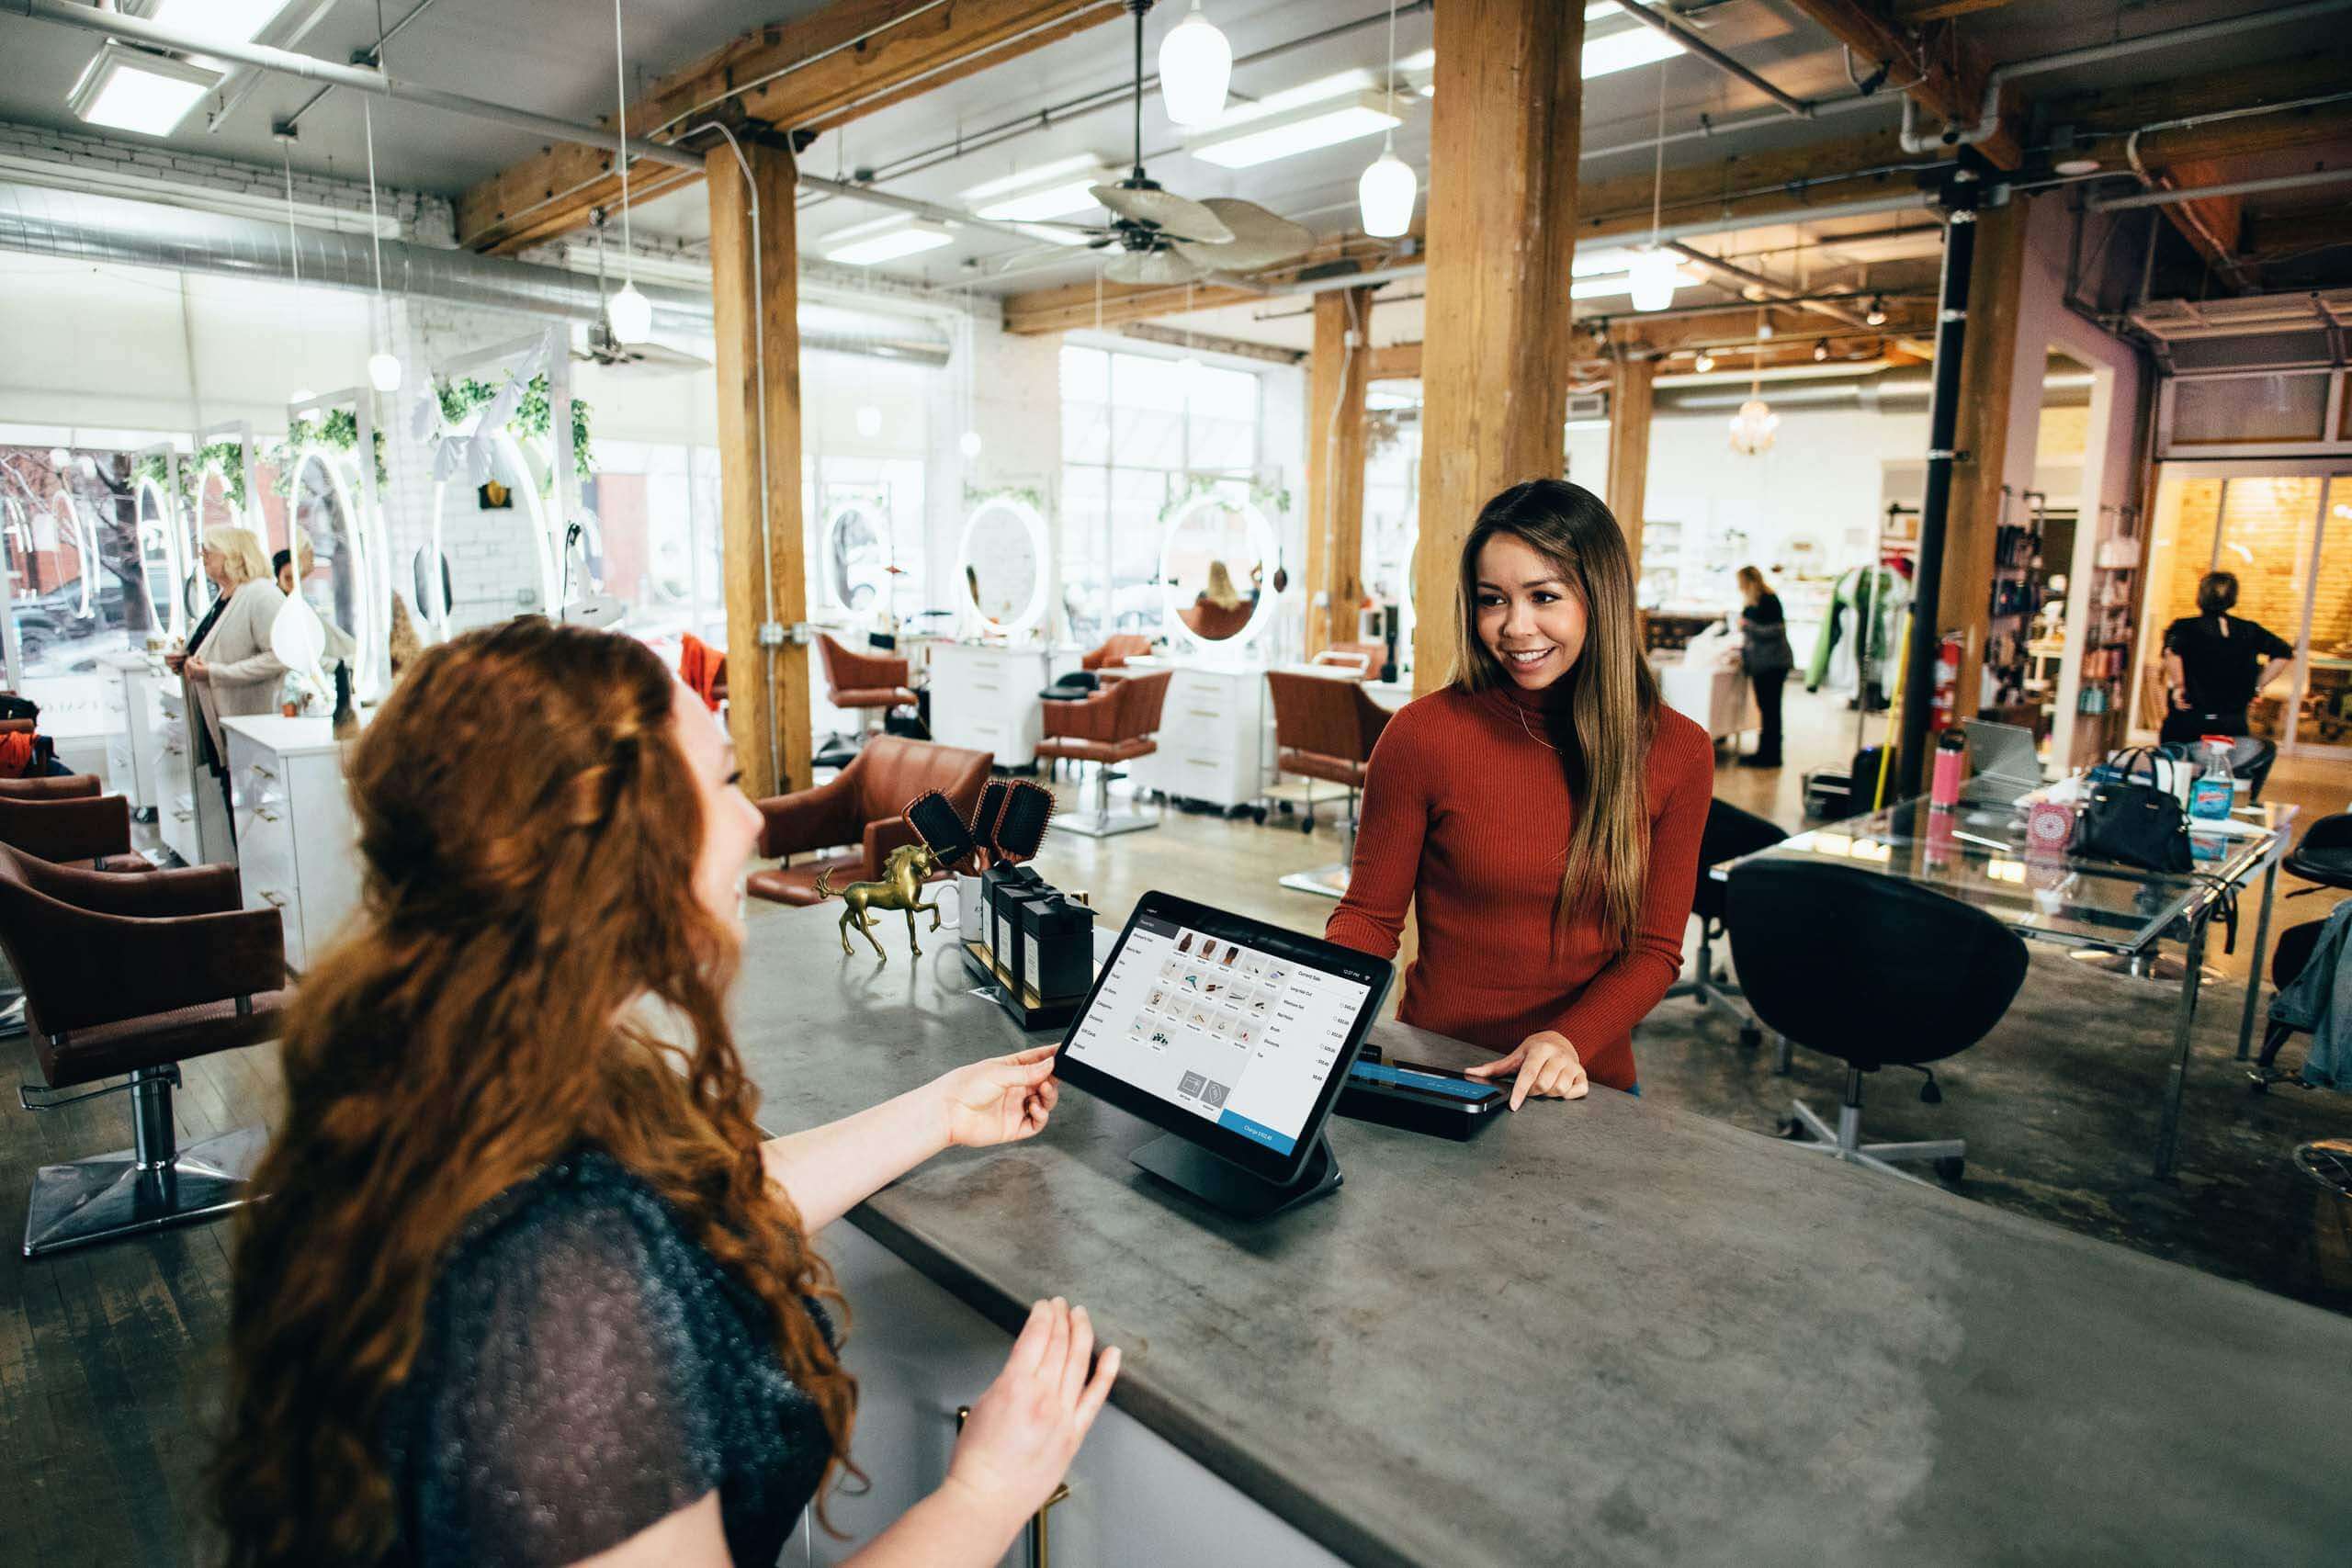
top-left (215, 619), bottom-right (1116, 1568)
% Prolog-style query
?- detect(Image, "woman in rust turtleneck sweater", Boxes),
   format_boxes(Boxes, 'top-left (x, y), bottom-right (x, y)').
top-left (1327, 479), bottom-right (1713, 1103)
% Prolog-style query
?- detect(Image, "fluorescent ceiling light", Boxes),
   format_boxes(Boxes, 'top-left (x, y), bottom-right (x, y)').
top-left (147, 0), bottom-right (298, 47)
top-left (1570, 265), bottom-right (1700, 299)
top-left (823, 218), bottom-right (956, 266)
top-left (961, 158), bottom-right (1118, 223)
top-left (1187, 91), bottom-right (1405, 170)
top-left (67, 41), bottom-right (221, 138)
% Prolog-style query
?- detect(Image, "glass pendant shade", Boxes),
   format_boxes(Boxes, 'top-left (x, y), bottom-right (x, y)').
top-left (1728, 398), bottom-right (1780, 456)
top-left (1159, 3), bottom-right (1233, 127)
top-left (959, 429), bottom-right (984, 458)
top-left (1357, 147), bottom-right (1418, 238)
top-left (608, 282), bottom-right (654, 344)
top-left (1627, 247), bottom-right (1679, 313)
top-left (368, 352), bottom-right (403, 393)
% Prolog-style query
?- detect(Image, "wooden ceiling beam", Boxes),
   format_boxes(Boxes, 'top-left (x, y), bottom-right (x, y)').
top-left (1363, 342), bottom-right (1423, 380)
top-left (1781, 0), bottom-right (2020, 168)
top-left (2050, 45), bottom-right (2352, 167)
top-left (455, 0), bottom-right (1121, 254)
top-left (1599, 296), bottom-right (1939, 356)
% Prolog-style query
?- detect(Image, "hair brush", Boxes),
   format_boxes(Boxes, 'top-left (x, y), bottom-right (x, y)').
top-left (970, 779), bottom-right (1011, 859)
top-left (904, 790), bottom-right (980, 871)
top-left (992, 779), bottom-right (1055, 863)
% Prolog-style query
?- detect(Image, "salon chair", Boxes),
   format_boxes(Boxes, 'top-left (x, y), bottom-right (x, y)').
top-left (2286, 812), bottom-right (2352, 896)
top-left (1266, 671), bottom-right (1393, 899)
top-left (1, 843), bottom-right (287, 1256)
top-left (1179, 600), bottom-right (1254, 642)
top-left (1726, 858), bottom-right (2027, 1187)
top-left (817, 635), bottom-right (919, 763)
top-left (1037, 671), bottom-right (1171, 838)
top-left (0, 776), bottom-right (149, 872)
top-left (1662, 799), bottom-right (1786, 1046)
top-left (1083, 635), bottom-right (1154, 673)
top-left (747, 736), bottom-right (991, 907)
top-left (1313, 643), bottom-right (1385, 679)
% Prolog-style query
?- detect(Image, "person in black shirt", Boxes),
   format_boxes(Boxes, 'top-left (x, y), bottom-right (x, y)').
top-left (1736, 565), bottom-right (1793, 768)
top-left (2160, 570), bottom-right (2292, 744)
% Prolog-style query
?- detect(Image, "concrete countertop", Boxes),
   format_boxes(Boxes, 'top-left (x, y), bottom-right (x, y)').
top-left (731, 902), bottom-right (2352, 1568)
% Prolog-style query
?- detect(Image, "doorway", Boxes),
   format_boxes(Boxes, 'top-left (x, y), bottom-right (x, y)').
top-left (2132, 461), bottom-right (2352, 758)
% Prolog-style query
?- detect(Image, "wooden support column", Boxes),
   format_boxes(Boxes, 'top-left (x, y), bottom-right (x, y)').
top-left (1410, 0), bottom-right (1585, 694)
top-left (1605, 355), bottom-right (1656, 566)
top-left (1937, 191), bottom-right (2031, 727)
top-left (1305, 287), bottom-right (1376, 659)
top-left (707, 138), bottom-right (809, 800)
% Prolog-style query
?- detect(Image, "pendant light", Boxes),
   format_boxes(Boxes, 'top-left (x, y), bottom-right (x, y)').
top-left (1356, 0), bottom-right (1415, 238)
top-left (605, 0), bottom-right (653, 345)
top-left (279, 142), bottom-right (316, 406)
top-left (1159, 0), bottom-right (1232, 128)
top-left (958, 279), bottom-right (983, 459)
top-left (362, 98), bottom-right (402, 392)
top-left (1728, 307), bottom-right (1779, 457)
top-left (1628, 60), bottom-right (1676, 312)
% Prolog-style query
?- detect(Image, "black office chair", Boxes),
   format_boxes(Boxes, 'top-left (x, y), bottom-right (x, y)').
top-left (2248, 917), bottom-right (2335, 1091)
top-left (1725, 858), bottom-right (2029, 1186)
top-left (1663, 799), bottom-right (1787, 1047)
top-left (2228, 736), bottom-right (2277, 804)
top-left (2286, 813), bottom-right (2352, 896)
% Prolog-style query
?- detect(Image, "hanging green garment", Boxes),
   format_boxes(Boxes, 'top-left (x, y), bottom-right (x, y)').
top-left (1806, 567), bottom-right (1905, 692)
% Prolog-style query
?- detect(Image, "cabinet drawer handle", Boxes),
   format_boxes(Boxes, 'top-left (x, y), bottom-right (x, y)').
top-left (258, 891), bottom-right (288, 908)
top-left (250, 765), bottom-right (276, 782)
top-left (1186, 707), bottom-right (1219, 719)
top-left (255, 808), bottom-right (281, 823)
top-left (172, 808), bottom-right (193, 822)
top-left (1187, 758), bottom-right (1217, 770)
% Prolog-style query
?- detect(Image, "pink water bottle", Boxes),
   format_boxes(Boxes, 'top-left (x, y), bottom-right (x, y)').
top-left (1930, 729), bottom-right (1966, 809)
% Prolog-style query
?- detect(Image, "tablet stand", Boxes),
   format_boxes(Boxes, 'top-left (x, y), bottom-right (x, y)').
top-left (1129, 1131), bottom-right (1341, 1220)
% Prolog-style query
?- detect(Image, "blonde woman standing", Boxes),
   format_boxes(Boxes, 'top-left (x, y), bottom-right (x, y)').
top-left (179, 525), bottom-right (286, 771)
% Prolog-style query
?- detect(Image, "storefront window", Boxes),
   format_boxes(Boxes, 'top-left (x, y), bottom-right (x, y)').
top-left (1058, 346), bottom-right (1262, 644)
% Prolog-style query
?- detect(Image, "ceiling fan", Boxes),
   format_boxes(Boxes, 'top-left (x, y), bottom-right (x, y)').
top-left (576, 212), bottom-right (711, 373)
top-left (1039, 0), bottom-right (1315, 287)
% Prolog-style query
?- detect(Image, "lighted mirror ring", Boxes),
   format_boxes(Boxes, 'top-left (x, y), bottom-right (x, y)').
top-left (288, 446), bottom-right (377, 694)
top-left (48, 496), bottom-right (95, 618)
top-left (956, 495), bottom-right (1050, 637)
top-left (134, 474), bottom-right (187, 641)
top-left (426, 429), bottom-right (560, 637)
top-left (820, 497), bottom-right (890, 615)
top-left (1159, 491), bottom-right (1278, 655)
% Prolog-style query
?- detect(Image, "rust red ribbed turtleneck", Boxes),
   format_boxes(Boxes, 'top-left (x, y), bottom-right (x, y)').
top-left (1326, 681), bottom-right (1713, 1091)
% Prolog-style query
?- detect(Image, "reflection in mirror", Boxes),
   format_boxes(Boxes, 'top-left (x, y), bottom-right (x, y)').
top-left (959, 498), bottom-right (1046, 634)
top-left (1163, 491), bottom-right (1274, 649)
top-left (412, 547), bottom-right (453, 622)
top-left (289, 452), bottom-right (366, 674)
top-left (135, 478), bottom-right (179, 641)
top-left (823, 500), bottom-right (888, 613)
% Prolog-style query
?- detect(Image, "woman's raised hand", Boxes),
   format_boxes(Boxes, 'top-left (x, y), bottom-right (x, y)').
top-left (1464, 1030), bottom-right (1589, 1109)
top-left (933, 1043), bottom-right (1061, 1149)
top-left (944, 1298), bottom-right (1120, 1535)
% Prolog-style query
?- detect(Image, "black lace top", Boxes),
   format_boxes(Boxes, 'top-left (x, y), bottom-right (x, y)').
top-left (381, 1149), bottom-right (831, 1567)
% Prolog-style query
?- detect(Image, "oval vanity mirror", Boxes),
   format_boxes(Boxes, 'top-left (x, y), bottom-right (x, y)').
top-left (958, 496), bottom-right (1047, 636)
top-left (1161, 491), bottom-right (1275, 653)
top-left (822, 500), bottom-right (889, 614)
top-left (135, 475), bottom-right (181, 640)
top-left (288, 449), bottom-right (370, 679)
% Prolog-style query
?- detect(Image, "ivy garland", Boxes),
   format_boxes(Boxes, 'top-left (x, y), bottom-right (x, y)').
top-left (432, 373), bottom-right (595, 482)
top-left (267, 409), bottom-right (391, 497)
top-left (133, 440), bottom-right (250, 508)
top-left (960, 482), bottom-right (1050, 515)
top-left (1154, 472), bottom-right (1292, 525)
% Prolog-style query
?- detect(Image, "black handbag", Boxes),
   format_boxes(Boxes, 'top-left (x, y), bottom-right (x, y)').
top-left (2072, 777), bottom-right (2191, 873)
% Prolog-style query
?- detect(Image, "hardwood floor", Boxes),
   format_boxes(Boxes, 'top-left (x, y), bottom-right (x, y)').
top-left (3, 687), bottom-right (2346, 1565)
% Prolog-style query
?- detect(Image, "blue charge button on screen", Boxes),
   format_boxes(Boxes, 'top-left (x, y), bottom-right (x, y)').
top-left (1216, 1110), bottom-right (1297, 1156)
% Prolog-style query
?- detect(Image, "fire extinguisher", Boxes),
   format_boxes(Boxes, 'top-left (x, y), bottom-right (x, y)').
top-left (1928, 632), bottom-right (1962, 731)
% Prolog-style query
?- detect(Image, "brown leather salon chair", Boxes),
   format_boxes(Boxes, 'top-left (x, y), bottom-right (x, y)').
top-left (1082, 635), bottom-right (1154, 673)
top-left (1037, 671), bottom-right (1171, 839)
top-left (1, 843), bottom-right (288, 1257)
top-left (747, 736), bottom-right (992, 907)
top-left (818, 634), bottom-right (919, 753)
top-left (1313, 642), bottom-right (1385, 679)
top-left (1266, 671), bottom-right (1393, 898)
top-left (0, 775), bottom-right (150, 872)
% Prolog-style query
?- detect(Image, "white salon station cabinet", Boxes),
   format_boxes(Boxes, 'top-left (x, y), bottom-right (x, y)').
top-left (927, 642), bottom-right (1079, 769)
top-left (97, 650), bottom-right (171, 817)
top-left (221, 716), bottom-right (363, 974)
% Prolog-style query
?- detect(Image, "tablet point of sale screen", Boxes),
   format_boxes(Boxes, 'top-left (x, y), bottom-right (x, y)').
top-left (1067, 912), bottom-right (1369, 1156)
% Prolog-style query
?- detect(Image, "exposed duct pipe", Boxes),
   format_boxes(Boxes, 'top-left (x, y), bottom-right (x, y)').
top-left (2093, 162), bottom-right (2352, 213)
top-left (0, 181), bottom-right (952, 366)
top-left (5, 0), bottom-right (703, 172)
top-left (1607, 0), bottom-right (1810, 118)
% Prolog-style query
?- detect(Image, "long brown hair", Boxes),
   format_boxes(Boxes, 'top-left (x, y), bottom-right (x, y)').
top-left (214, 619), bottom-right (854, 1566)
top-left (1452, 479), bottom-right (1660, 953)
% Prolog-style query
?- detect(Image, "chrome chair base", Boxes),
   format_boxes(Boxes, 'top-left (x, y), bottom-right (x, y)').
top-left (25, 1122), bottom-right (265, 1258)
top-left (1665, 929), bottom-right (1762, 1041)
top-left (1781, 1070), bottom-right (1963, 1190)
top-left (1057, 763), bottom-right (1159, 838)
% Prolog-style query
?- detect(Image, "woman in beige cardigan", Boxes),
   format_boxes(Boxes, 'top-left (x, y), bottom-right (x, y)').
top-left (175, 526), bottom-right (287, 769)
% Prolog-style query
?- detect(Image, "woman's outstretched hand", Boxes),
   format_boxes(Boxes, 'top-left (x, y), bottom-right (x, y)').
top-left (944, 1298), bottom-right (1119, 1535)
top-left (935, 1043), bottom-right (1061, 1149)
top-left (1465, 1030), bottom-right (1589, 1109)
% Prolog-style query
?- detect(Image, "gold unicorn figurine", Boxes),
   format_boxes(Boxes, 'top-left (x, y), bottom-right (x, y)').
top-left (816, 842), bottom-right (944, 961)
